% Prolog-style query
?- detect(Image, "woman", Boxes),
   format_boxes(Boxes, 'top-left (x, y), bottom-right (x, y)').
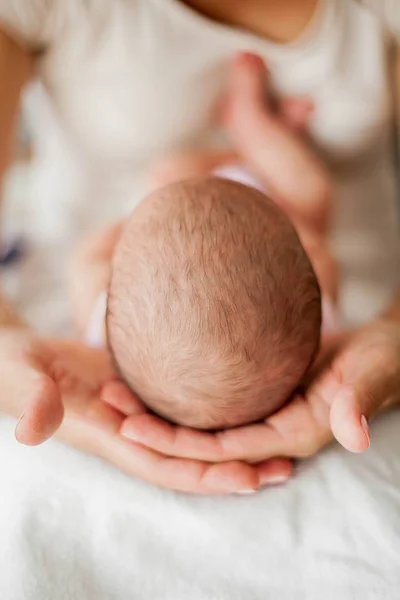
top-left (0, 0), bottom-right (400, 494)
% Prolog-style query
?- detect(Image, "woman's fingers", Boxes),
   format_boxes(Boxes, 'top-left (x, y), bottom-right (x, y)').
top-left (101, 380), bottom-right (147, 416)
top-left (114, 437), bottom-right (292, 493)
top-left (256, 458), bottom-right (293, 487)
top-left (66, 388), bottom-right (292, 494)
top-left (120, 413), bottom-right (226, 461)
top-left (119, 412), bottom-right (279, 462)
top-left (120, 395), bottom-right (320, 462)
top-left (63, 379), bottom-right (292, 494)
top-left (105, 435), bottom-right (260, 494)
top-left (58, 389), bottom-right (254, 495)
top-left (52, 370), bottom-right (261, 495)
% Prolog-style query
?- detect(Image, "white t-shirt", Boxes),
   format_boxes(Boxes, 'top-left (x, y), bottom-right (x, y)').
top-left (1, 0), bottom-right (400, 327)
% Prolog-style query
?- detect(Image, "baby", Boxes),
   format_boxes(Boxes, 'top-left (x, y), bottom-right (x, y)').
top-left (70, 159), bottom-right (337, 430)
top-left (70, 59), bottom-right (337, 431)
top-left (107, 174), bottom-right (322, 430)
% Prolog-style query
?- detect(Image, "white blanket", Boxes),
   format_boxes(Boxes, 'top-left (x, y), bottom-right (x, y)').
top-left (0, 411), bottom-right (400, 600)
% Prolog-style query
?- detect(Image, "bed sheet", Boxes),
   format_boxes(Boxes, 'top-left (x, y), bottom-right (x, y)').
top-left (0, 411), bottom-right (400, 600)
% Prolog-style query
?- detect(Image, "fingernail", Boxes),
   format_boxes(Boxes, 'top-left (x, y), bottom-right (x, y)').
top-left (361, 415), bottom-right (370, 447)
top-left (260, 474), bottom-right (290, 486)
top-left (236, 489), bottom-right (258, 495)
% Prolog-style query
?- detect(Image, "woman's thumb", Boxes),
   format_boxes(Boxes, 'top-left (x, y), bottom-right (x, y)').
top-left (329, 329), bottom-right (400, 453)
top-left (14, 371), bottom-right (63, 446)
top-left (329, 386), bottom-right (371, 453)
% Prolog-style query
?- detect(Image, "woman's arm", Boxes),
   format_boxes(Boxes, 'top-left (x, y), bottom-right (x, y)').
top-left (0, 28), bottom-right (33, 326)
top-left (0, 29), bottom-right (66, 441)
top-left (0, 28), bottom-right (32, 194)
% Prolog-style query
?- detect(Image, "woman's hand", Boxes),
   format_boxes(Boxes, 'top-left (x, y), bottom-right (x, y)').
top-left (120, 318), bottom-right (400, 465)
top-left (2, 330), bottom-right (292, 494)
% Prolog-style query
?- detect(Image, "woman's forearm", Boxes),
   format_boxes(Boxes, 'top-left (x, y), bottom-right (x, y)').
top-left (0, 31), bottom-right (33, 329)
top-left (0, 29), bottom-right (33, 178)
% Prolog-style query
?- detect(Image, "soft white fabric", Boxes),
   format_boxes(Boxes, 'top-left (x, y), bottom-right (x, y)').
top-left (1, 409), bottom-right (400, 600)
top-left (213, 164), bottom-right (267, 193)
top-left (85, 290), bottom-right (107, 348)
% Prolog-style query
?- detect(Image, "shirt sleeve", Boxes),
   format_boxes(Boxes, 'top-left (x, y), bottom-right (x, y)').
top-left (357, 0), bottom-right (400, 39)
top-left (0, 0), bottom-right (67, 50)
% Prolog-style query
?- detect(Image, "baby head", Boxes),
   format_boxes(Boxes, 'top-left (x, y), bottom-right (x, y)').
top-left (107, 177), bottom-right (321, 430)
